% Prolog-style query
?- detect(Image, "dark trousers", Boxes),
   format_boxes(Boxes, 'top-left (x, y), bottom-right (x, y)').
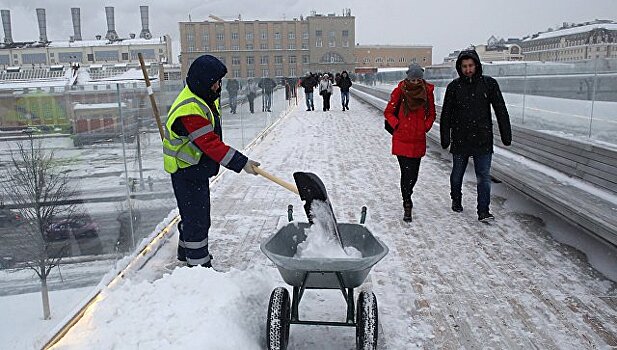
top-left (450, 153), bottom-right (492, 214)
top-left (263, 92), bottom-right (273, 111)
top-left (322, 92), bottom-right (331, 111)
top-left (341, 91), bottom-right (350, 107)
top-left (171, 170), bottom-right (211, 266)
top-left (229, 94), bottom-right (238, 113)
top-left (247, 94), bottom-right (256, 113)
top-left (397, 156), bottom-right (421, 203)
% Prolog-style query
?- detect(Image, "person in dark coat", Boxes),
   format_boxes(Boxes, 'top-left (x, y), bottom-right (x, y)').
top-left (337, 70), bottom-right (353, 111)
top-left (300, 72), bottom-right (317, 111)
top-left (384, 64), bottom-right (436, 222)
top-left (440, 49), bottom-right (512, 222)
top-left (245, 78), bottom-right (258, 113)
top-left (225, 79), bottom-right (240, 114)
top-left (258, 77), bottom-right (276, 112)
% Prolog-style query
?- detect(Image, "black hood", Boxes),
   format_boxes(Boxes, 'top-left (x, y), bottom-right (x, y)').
top-left (186, 55), bottom-right (228, 102)
top-left (455, 49), bottom-right (482, 79)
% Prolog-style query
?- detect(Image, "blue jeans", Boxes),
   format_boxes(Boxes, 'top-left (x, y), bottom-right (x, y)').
top-left (341, 91), bottom-right (350, 107)
top-left (450, 153), bottom-right (492, 214)
top-left (305, 92), bottom-right (314, 109)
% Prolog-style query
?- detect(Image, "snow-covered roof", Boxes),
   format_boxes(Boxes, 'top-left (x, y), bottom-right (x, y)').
top-left (73, 102), bottom-right (127, 110)
top-left (524, 23), bottom-right (617, 41)
top-left (47, 38), bottom-right (166, 48)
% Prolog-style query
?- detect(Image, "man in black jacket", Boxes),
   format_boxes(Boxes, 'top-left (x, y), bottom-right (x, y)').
top-left (337, 71), bottom-right (353, 111)
top-left (300, 72), bottom-right (317, 111)
top-left (440, 49), bottom-right (512, 222)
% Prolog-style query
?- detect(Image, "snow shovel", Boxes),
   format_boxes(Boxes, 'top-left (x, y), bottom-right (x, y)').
top-left (293, 172), bottom-right (343, 248)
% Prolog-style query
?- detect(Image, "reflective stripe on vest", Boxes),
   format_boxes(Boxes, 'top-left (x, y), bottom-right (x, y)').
top-left (163, 87), bottom-right (219, 174)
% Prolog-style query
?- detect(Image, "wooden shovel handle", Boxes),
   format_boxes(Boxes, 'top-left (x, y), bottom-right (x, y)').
top-left (253, 167), bottom-right (299, 195)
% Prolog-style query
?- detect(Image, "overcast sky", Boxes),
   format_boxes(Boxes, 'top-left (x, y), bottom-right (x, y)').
top-left (0, 0), bottom-right (615, 63)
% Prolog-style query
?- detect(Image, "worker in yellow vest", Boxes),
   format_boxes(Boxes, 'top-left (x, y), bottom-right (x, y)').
top-left (163, 55), bottom-right (260, 267)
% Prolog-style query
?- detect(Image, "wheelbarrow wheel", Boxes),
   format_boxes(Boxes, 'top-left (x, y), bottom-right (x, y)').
top-left (356, 291), bottom-right (378, 350)
top-left (266, 287), bottom-right (291, 350)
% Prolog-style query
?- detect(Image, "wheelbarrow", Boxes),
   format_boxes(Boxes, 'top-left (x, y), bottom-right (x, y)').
top-left (260, 205), bottom-right (389, 350)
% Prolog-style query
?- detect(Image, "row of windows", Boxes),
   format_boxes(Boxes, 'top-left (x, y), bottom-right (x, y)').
top-left (0, 49), bottom-right (161, 65)
top-left (362, 57), bottom-right (426, 64)
top-left (187, 42), bottom-right (310, 52)
top-left (315, 40), bottom-right (350, 48)
top-left (229, 67), bottom-right (298, 78)
top-left (241, 55), bottom-right (308, 65)
top-left (189, 31), bottom-right (310, 43)
top-left (315, 30), bottom-right (349, 37)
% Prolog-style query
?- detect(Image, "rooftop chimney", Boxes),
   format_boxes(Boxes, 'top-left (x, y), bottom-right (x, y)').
top-left (71, 8), bottom-right (82, 41)
top-left (139, 6), bottom-right (152, 39)
top-left (105, 6), bottom-right (119, 41)
top-left (1, 10), bottom-right (13, 44)
top-left (36, 8), bottom-right (48, 43)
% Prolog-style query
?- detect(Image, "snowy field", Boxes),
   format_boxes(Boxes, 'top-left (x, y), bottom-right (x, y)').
top-left (42, 94), bottom-right (617, 349)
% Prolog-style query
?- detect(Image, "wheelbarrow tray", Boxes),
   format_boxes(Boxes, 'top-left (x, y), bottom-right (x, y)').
top-left (260, 223), bottom-right (388, 289)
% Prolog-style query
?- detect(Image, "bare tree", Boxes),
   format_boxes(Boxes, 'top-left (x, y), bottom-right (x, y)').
top-left (0, 138), bottom-right (77, 320)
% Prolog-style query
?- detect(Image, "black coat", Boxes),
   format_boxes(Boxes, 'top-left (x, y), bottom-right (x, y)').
top-left (300, 76), bottom-right (317, 93)
top-left (440, 49), bottom-right (512, 155)
top-left (337, 73), bottom-right (352, 92)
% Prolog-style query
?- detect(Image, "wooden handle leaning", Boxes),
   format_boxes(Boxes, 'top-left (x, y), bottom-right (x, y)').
top-left (137, 53), bottom-right (165, 141)
top-left (253, 167), bottom-right (299, 195)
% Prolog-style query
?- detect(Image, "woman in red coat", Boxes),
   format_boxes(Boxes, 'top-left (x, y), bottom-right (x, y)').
top-left (384, 63), bottom-right (436, 222)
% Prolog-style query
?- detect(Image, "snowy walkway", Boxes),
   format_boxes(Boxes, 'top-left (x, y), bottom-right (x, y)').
top-left (54, 95), bottom-right (617, 349)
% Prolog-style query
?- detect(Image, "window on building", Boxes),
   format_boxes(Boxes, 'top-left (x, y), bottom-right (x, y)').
top-left (233, 69), bottom-right (241, 78)
top-left (216, 33), bottom-right (224, 41)
top-left (262, 69), bottom-right (269, 77)
top-left (301, 42), bottom-right (308, 50)
top-left (363, 57), bottom-right (370, 64)
top-left (275, 68), bottom-right (283, 77)
top-left (329, 40), bottom-right (336, 48)
top-left (375, 57), bottom-right (384, 63)
top-left (274, 43), bottom-right (282, 50)
top-left (289, 55), bottom-right (297, 64)
top-left (246, 32), bottom-right (254, 40)
top-left (247, 69), bottom-right (255, 78)
top-left (329, 31), bottom-right (336, 39)
top-left (274, 32), bottom-right (281, 40)
top-left (399, 57), bottom-right (406, 63)
top-left (232, 44), bottom-right (240, 51)
top-left (303, 55), bottom-right (310, 64)
top-left (387, 57), bottom-right (395, 63)
top-left (343, 41), bottom-right (349, 47)
top-left (288, 32), bottom-right (296, 40)
top-left (247, 56), bottom-right (255, 65)
top-left (316, 30), bottom-right (322, 37)
top-left (261, 31), bottom-right (268, 40)
top-left (303, 32), bottom-right (309, 40)
top-left (289, 66), bottom-right (296, 76)
top-left (217, 44), bottom-right (225, 51)
top-left (342, 30), bottom-right (349, 37)
top-left (232, 56), bottom-right (241, 65)
top-left (202, 30), bottom-right (209, 44)
top-left (246, 43), bottom-right (254, 50)
top-left (261, 56), bottom-right (269, 65)
top-left (288, 43), bottom-right (296, 50)
top-left (87, 54), bottom-right (94, 62)
top-left (122, 53), bottom-right (129, 60)
top-left (320, 52), bottom-right (345, 64)
top-left (260, 43), bottom-right (268, 50)
top-left (186, 31), bottom-right (194, 43)
top-left (274, 56), bottom-right (283, 64)
top-left (316, 39), bottom-right (323, 47)
top-left (231, 32), bottom-right (239, 40)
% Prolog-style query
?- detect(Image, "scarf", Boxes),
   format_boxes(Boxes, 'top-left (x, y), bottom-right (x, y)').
top-left (400, 79), bottom-right (427, 115)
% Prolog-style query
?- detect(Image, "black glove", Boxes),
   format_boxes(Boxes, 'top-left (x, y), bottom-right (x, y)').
top-left (441, 136), bottom-right (450, 149)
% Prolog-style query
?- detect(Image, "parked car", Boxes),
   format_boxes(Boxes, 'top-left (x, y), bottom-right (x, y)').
top-left (0, 208), bottom-right (22, 228)
top-left (45, 214), bottom-right (103, 256)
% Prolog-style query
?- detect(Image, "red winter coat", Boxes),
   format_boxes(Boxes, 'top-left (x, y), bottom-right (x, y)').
top-left (384, 80), bottom-right (436, 158)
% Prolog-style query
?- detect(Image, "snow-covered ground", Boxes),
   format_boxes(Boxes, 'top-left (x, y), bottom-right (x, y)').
top-left (45, 94), bottom-right (617, 349)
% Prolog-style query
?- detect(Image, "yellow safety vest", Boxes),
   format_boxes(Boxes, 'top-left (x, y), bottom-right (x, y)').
top-left (163, 86), bottom-right (221, 174)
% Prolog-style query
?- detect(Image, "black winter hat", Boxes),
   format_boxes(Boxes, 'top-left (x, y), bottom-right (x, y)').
top-left (186, 55), bottom-right (228, 101)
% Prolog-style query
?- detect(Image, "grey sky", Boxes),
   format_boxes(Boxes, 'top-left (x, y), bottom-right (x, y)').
top-left (0, 0), bottom-right (615, 63)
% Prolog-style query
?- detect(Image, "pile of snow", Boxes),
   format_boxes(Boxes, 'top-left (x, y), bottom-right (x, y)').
top-left (295, 201), bottom-right (362, 259)
top-left (54, 267), bottom-right (278, 349)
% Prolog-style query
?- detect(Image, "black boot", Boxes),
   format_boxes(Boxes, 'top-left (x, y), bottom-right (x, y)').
top-left (451, 197), bottom-right (463, 212)
top-left (403, 200), bottom-right (412, 222)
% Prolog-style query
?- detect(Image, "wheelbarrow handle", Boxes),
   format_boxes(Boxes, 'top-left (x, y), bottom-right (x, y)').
top-left (253, 166), bottom-right (300, 195)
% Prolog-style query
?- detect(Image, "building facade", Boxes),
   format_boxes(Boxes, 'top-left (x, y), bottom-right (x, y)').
top-left (354, 45), bottom-right (432, 69)
top-left (443, 36), bottom-right (523, 64)
top-left (178, 11), bottom-right (355, 79)
top-left (521, 20), bottom-right (617, 62)
top-left (0, 37), bottom-right (172, 68)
